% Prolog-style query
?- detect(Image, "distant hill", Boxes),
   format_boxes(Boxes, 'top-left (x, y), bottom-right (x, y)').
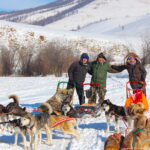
top-left (0, 0), bottom-right (150, 35)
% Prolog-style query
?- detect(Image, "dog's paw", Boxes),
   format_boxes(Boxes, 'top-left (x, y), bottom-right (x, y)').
top-left (24, 146), bottom-right (30, 150)
top-left (114, 127), bottom-right (120, 133)
top-left (105, 129), bottom-right (110, 134)
top-left (12, 143), bottom-right (17, 147)
top-left (76, 136), bottom-right (80, 141)
top-left (45, 140), bottom-right (53, 146)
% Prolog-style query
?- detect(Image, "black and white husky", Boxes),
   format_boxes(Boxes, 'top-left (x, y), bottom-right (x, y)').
top-left (96, 99), bottom-right (134, 132)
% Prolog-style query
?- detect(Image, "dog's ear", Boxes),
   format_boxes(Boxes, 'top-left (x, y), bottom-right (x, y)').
top-left (56, 88), bottom-right (61, 94)
top-left (68, 88), bottom-right (74, 95)
top-left (106, 99), bottom-right (111, 104)
top-left (137, 102), bottom-right (144, 109)
top-left (136, 108), bottom-right (145, 115)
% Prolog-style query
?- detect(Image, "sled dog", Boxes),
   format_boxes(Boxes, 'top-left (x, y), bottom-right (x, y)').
top-left (130, 102), bottom-right (150, 129)
top-left (96, 99), bottom-right (134, 132)
top-left (0, 104), bottom-right (7, 130)
top-left (61, 102), bottom-right (100, 118)
top-left (38, 88), bottom-right (74, 113)
top-left (104, 132), bottom-right (124, 150)
top-left (50, 115), bottom-right (80, 140)
top-left (20, 103), bottom-right (52, 150)
top-left (8, 119), bottom-right (29, 149)
top-left (122, 128), bottom-right (150, 150)
top-left (6, 95), bottom-right (27, 117)
top-left (0, 95), bottom-right (27, 131)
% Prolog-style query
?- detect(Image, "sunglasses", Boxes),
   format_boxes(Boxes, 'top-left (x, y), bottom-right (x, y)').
top-left (127, 57), bottom-right (135, 60)
top-left (82, 56), bottom-right (89, 59)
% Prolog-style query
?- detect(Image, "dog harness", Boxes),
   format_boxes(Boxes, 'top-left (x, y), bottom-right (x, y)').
top-left (132, 128), bottom-right (144, 148)
top-left (51, 117), bottom-right (74, 128)
top-left (122, 128), bottom-right (144, 149)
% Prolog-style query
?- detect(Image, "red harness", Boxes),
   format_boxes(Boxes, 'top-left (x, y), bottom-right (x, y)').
top-left (51, 117), bottom-right (74, 128)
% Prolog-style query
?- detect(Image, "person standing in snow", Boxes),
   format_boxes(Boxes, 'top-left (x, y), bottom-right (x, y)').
top-left (111, 53), bottom-right (147, 95)
top-left (67, 53), bottom-right (90, 105)
top-left (89, 53), bottom-right (118, 104)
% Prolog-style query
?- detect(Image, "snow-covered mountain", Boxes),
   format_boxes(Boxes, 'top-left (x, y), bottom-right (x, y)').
top-left (0, 0), bottom-right (150, 62)
top-left (0, 0), bottom-right (150, 36)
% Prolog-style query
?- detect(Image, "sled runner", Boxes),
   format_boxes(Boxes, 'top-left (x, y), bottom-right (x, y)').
top-left (124, 81), bottom-right (148, 111)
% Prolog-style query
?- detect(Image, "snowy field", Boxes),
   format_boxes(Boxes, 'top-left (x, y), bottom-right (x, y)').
top-left (0, 71), bottom-right (150, 150)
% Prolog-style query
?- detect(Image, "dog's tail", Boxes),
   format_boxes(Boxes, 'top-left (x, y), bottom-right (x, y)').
top-left (42, 103), bottom-right (53, 115)
top-left (8, 94), bottom-right (19, 105)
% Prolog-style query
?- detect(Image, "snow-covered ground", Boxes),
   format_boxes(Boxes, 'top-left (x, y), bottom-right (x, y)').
top-left (0, 70), bottom-right (149, 150)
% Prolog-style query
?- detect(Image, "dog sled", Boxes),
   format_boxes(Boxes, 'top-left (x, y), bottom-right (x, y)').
top-left (57, 81), bottom-right (100, 118)
top-left (57, 81), bottom-right (76, 104)
top-left (124, 81), bottom-right (148, 111)
top-left (73, 83), bottom-right (101, 118)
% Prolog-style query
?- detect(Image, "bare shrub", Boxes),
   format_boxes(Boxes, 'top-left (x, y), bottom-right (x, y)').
top-left (32, 41), bottom-right (78, 76)
top-left (141, 35), bottom-right (150, 66)
top-left (0, 48), bottom-right (15, 75)
top-left (17, 47), bottom-right (33, 76)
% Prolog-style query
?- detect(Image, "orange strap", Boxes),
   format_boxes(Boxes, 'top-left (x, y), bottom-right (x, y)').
top-left (105, 145), bottom-right (118, 150)
top-left (51, 117), bottom-right (74, 128)
top-left (0, 112), bottom-right (10, 116)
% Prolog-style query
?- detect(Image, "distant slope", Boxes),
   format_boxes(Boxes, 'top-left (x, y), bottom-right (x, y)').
top-left (0, 0), bottom-right (94, 26)
top-left (77, 14), bottom-right (150, 38)
top-left (0, 0), bottom-right (150, 34)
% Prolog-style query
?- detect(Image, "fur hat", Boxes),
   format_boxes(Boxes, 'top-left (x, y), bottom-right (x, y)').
top-left (125, 53), bottom-right (141, 64)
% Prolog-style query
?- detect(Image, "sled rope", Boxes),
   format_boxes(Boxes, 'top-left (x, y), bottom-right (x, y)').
top-left (51, 117), bottom-right (74, 128)
top-left (0, 121), bottom-right (10, 125)
top-left (112, 112), bottom-right (130, 136)
top-left (0, 112), bottom-right (10, 116)
top-left (121, 117), bottom-right (130, 137)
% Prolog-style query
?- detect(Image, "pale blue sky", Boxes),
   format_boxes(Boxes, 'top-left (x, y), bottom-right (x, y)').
top-left (0, 0), bottom-right (57, 11)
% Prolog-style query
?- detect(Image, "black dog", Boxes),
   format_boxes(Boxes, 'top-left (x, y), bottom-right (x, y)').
top-left (5, 95), bottom-right (27, 116)
top-left (61, 102), bottom-right (101, 118)
top-left (96, 99), bottom-right (133, 132)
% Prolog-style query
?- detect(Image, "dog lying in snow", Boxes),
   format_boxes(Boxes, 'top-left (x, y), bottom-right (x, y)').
top-left (61, 102), bottom-right (100, 118)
